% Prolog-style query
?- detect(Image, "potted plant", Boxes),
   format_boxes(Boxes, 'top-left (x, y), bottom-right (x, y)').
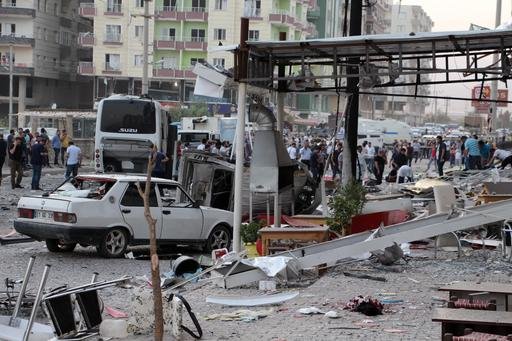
top-left (327, 181), bottom-right (367, 236)
top-left (241, 221), bottom-right (262, 257)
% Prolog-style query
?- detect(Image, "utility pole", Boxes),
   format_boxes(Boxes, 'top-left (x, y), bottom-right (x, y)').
top-left (342, 0), bottom-right (362, 185)
top-left (490, 0), bottom-right (501, 131)
top-left (141, 0), bottom-right (151, 95)
top-left (8, 43), bottom-right (13, 130)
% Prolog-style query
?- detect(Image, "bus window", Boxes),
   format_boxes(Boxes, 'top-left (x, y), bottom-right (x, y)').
top-left (100, 100), bottom-right (156, 134)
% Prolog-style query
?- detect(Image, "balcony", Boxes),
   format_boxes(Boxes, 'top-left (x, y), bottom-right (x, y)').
top-left (104, 4), bottom-right (123, 16)
top-left (79, 2), bottom-right (96, 17)
top-left (104, 33), bottom-right (122, 45)
top-left (78, 61), bottom-right (95, 75)
top-left (78, 32), bottom-right (95, 47)
top-left (0, 33), bottom-right (34, 46)
top-left (102, 62), bottom-right (121, 74)
top-left (183, 37), bottom-right (207, 51)
top-left (269, 9), bottom-right (294, 25)
top-left (153, 67), bottom-right (195, 79)
top-left (155, 6), bottom-right (207, 21)
top-left (155, 35), bottom-right (176, 49)
top-left (244, 6), bottom-right (262, 20)
top-left (0, 61), bottom-right (33, 76)
top-left (0, 0), bottom-right (35, 17)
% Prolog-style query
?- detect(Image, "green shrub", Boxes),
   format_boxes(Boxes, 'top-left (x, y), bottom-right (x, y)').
top-left (327, 181), bottom-right (367, 235)
top-left (241, 221), bottom-right (262, 243)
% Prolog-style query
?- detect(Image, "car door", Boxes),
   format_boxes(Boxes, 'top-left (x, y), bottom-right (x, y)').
top-left (119, 182), bottom-right (162, 241)
top-left (157, 183), bottom-right (203, 241)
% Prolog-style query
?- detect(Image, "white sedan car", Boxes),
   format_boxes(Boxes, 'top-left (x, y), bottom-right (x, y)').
top-left (14, 174), bottom-right (233, 258)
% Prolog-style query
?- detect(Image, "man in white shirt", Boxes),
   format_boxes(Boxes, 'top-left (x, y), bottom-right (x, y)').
top-left (396, 165), bottom-right (413, 184)
top-left (299, 140), bottom-right (312, 167)
top-left (287, 142), bottom-right (298, 160)
top-left (197, 138), bottom-right (207, 151)
top-left (487, 149), bottom-right (512, 169)
top-left (65, 141), bottom-right (81, 179)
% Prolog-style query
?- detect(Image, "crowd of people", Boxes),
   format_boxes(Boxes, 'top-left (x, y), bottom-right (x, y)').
top-left (3, 128), bottom-right (81, 190)
top-left (281, 133), bottom-right (512, 186)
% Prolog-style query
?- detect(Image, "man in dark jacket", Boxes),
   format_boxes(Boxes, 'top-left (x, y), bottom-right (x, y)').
top-left (436, 135), bottom-right (448, 176)
top-left (0, 134), bottom-right (6, 184)
top-left (9, 136), bottom-right (23, 189)
top-left (30, 137), bottom-right (46, 190)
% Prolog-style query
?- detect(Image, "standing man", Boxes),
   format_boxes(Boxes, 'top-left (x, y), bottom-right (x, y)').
top-left (60, 129), bottom-right (70, 166)
top-left (299, 140), bottom-right (312, 168)
top-left (64, 141), bottom-right (81, 179)
top-left (0, 134), bottom-right (6, 185)
top-left (373, 149), bottom-right (387, 185)
top-left (52, 130), bottom-right (61, 166)
top-left (436, 135), bottom-right (448, 176)
top-left (150, 144), bottom-right (169, 178)
top-left (9, 136), bottom-right (23, 189)
top-left (30, 137), bottom-right (45, 190)
top-left (7, 129), bottom-right (14, 148)
top-left (464, 134), bottom-right (481, 170)
top-left (287, 142), bottom-right (298, 160)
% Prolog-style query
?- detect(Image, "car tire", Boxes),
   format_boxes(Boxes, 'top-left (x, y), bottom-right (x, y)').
top-left (45, 239), bottom-right (77, 253)
top-left (97, 227), bottom-right (128, 258)
top-left (206, 225), bottom-right (231, 252)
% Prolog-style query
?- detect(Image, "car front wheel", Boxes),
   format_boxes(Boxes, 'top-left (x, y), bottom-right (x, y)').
top-left (45, 239), bottom-right (77, 252)
top-left (97, 228), bottom-right (128, 258)
top-left (206, 225), bottom-right (231, 252)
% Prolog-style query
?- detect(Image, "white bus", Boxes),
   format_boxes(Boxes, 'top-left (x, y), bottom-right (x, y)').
top-left (94, 95), bottom-right (171, 173)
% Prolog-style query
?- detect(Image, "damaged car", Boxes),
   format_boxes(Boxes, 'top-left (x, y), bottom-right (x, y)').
top-left (14, 174), bottom-right (233, 258)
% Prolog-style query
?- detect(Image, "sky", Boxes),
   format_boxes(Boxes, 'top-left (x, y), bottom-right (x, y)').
top-left (394, 0), bottom-right (512, 115)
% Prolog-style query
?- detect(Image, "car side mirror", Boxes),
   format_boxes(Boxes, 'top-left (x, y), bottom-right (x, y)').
top-left (193, 199), bottom-right (203, 208)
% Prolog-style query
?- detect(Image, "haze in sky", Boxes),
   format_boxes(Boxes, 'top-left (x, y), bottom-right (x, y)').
top-left (394, 0), bottom-right (512, 116)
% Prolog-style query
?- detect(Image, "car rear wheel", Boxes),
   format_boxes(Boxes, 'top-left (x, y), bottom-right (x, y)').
top-left (206, 225), bottom-right (231, 252)
top-left (45, 239), bottom-right (77, 253)
top-left (97, 228), bottom-right (128, 258)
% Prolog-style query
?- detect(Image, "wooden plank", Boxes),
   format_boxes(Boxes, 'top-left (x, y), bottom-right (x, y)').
top-left (432, 308), bottom-right (512, 326)
top-left (439, 282), bottom-right (512, 295)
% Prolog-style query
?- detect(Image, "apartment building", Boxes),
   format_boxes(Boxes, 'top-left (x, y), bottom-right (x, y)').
top-left (78, 0), bottom-right (317, 107)
top-left (389, 4), bottom-right (433, 125)
top-left (0, 0), bottom-right (93, 118)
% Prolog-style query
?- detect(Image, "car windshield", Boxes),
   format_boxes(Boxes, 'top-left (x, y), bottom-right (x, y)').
top-left (100, 100), bottom-right (156, 134)
top-left (53, 177), bottom-right (116, 199)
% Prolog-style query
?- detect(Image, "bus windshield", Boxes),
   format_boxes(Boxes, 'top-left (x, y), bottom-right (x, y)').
top-left (100, 100), bottom-right (156, 134)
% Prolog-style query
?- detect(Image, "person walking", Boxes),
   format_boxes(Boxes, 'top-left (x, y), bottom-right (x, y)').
top-left (0, 134), bottom-right (6, 185)
top-left (52, 130), bottom-right (61, 166)
top-left (299, 140), bottom-right (312, 168)
top-left (436, 135), bottom-right (448, 177)
top-left (64, 141), bottom-right (81, 179)
top-left (30, 137), bottom-right (45, 190)
top-left (373, 149), bottom-right (387, 185)
top-left (9, 136), bottom-right (23, 189)
top-left (150, 143), bottom-right (169, 178)
top-left (60, 129), bottom-right (70, 166)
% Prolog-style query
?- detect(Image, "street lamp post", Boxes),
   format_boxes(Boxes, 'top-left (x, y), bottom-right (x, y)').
top-left (141, 0), bottom-right (151, 95)
top-left (8, 43), bottom-right (13, 130)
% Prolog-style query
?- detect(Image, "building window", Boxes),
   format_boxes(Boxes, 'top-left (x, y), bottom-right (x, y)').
top-left (213, 28), bottom-right (226, 41)
top-left (134, 54), bottom-right (143, 66)
top-left (61, 31), bottom-right (71, 45)
top-left (107, 0), bottom-right (122, 13)
top-left (190, 29), bottom-right (205, 42)
top-left (248, 30), bottom-right (259, 41)
top-left (190, 58), bottom-right (205, 66)
top-left (212, 58), bottom-right (225, 68)
top-left (54, 31), bottom-right (59, 43)
top-left (214, 0), bottom-right (227, 10)
top-left (244, 0), bottom-right (261, 17)
top-left (163, 0), bottom-right (177, 10)
top-left (43, 28), bottom-right (47, 40)
top-left (160, 57), bottom-right (177, 69)
top-left (53, 3), bottom-right (58, 15)
top-left (135, 25), bottom-right (143, 40)
top-left (135, 0), bottom-right (143, 8)
top-left (105, 53), bottom-right (121, 70)
top-left (161, 28), bottom-right (176, 40)
top-left (106, 25), bottom-right (122, 42)
top-left (191, 0), bottom-right (205, 11)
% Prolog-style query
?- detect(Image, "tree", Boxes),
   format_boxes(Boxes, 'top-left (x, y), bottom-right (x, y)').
top-left (169, 103), bottom-right (208, 122)
top-left (136, 153), bottom-right (164, 341)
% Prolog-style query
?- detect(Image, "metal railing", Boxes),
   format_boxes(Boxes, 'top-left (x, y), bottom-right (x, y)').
top-left (159, 5), bottom-right (177, 12)
top-left (158, 34), bottom-right (176, 41)
top-left (105, 3), bottom-right (122, 13)
top-left (270, 9), bottom-right (290, 15)
top-left (185, 6), bottom-right (206, 12)
top-left (244, 7), bottom-right (261, 17)
top-left (104, 33), bottom-right (122, 42)
top-left (104, 62), bottom-right (121, 71)
top-left (186, 36), bottom-right (205, 42)
top-left (80, 3), bottom-right (95, 8)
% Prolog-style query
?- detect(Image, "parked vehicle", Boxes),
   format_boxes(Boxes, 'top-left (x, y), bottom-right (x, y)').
top-left (94, 95), bottom-right (171, 173)
top-left (14, 174), bottom-right (233, 258)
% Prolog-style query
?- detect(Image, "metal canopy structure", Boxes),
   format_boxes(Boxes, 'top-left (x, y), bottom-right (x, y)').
top-left (234, 28), bottom-right (512, 102)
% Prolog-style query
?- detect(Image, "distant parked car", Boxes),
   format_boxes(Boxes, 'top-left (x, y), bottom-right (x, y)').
top-left (14, 174), bottom-right (233, 257)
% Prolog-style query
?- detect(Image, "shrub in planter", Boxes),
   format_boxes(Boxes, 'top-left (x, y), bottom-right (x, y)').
top-left (327, 181), bottom-right (367, 235)
top-left (241, 221), bottom-right (262, 244)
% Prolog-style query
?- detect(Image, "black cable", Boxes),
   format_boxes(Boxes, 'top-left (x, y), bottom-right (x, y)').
top-left (167, 293), bottom-right (202, 339)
